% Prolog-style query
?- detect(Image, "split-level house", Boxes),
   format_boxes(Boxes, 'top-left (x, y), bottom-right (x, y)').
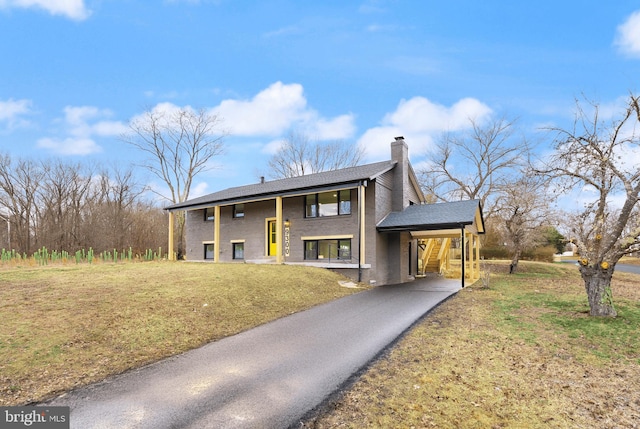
top-left (165, 137), bottom-right (485, 286)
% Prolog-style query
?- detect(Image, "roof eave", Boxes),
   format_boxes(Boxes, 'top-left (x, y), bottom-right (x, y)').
top-left (376, 221), bottom-right (478, 233)
top-left (165, 179), bottom-right (369, 211)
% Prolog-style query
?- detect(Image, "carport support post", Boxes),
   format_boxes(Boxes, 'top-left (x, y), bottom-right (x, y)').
top-left (468, 232), bottom-right (475, 280)
top-left (460, 226), bottom-right (465, 288)
top-left (475, 234), bottom-right (481, 277)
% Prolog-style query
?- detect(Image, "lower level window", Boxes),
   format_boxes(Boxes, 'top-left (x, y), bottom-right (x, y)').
top-left (204, 243), bottom-right (214, 260)
top-left (304, 239), bottom-right (351, 260)
top-left (233, 242), bottom-right (244, 260)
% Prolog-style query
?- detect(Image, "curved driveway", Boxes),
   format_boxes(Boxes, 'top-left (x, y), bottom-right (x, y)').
top-left (45, 278), bottom-right (460, 429)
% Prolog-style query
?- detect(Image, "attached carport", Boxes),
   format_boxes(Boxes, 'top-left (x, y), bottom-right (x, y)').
top-left (377, 200), bottom-right (485, 288)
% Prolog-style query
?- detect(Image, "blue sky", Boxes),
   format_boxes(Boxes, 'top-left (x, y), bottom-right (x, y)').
top-left (1, 0), bottom-right (640, 202)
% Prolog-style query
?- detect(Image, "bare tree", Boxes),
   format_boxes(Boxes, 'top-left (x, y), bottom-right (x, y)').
top-left (38, 160), bottom-right (94, 251)
top-left (83, 166), bottom-right (148, 252)
top-left (494, 174), bottom-right (554, 273)
top-left (121, 106), bottom-right (226, 256)
top-left (418, 117), bottom-right (529, 217)
top-left (0, 155), bottom-right (44, 254)
top-left (0, 151), bottom-right (171, 256)
top-left (537, 94), bottom-right (640, 317)
top-left (267, 130), bottom-right (364, 179)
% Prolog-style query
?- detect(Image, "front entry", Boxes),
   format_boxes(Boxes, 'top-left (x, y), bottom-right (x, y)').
top-left (267, 219), bottom-right (277, 256)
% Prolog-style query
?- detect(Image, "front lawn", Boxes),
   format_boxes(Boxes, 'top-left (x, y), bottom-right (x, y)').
top-left (0, 262), bottom-right (361, 405)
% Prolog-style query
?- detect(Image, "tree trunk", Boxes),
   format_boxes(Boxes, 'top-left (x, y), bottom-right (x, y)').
top-left (509, 250), bottom-right (521, 274)
top-left (579, 266), bottom-right (617, 317)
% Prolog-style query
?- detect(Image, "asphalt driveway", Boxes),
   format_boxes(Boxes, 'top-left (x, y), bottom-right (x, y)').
top-left (45, 277), bottom-right (461, 429)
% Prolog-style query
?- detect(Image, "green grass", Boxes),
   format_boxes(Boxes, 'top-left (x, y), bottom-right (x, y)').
top-left (489, 263), bottom-right (640, 363)
top-left (0, 262), bottom-right (363, 405)
top-left (303, 261), bottom-right (640, 428)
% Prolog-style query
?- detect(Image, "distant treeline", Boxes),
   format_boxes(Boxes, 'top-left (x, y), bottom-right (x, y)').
top-left (0, 154), bottom-right (168, 256)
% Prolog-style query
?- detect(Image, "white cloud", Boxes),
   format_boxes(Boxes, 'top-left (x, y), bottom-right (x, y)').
top-left (189, 181), bottom-right (210, 199)
top-left (261, 138), bottom-right (285, 155)
top-left (63, 105), bottom-right (127, 137)
top-left (0, 0), bottom-right (91, 20)
top-left (37, 105), bottom-right (126, 155)
top-left (357, 96), bottom-right (492, 160)
top-left (308, 114), bottom-right (356, 140)
top-left (215, 82), bottom-right (307, 136)
top-left (37, 137), bottom-right (102, 155)
top-left (214, 81), bottom-right (356, 140)
top-left (0, 98), bottom-right (31, 129)
top-left (615, 10), bottom-right (640, 58)
top-left (263, 25), bottom-right (302, 38)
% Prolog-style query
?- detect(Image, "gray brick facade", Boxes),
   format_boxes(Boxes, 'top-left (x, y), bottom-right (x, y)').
top-left (175, 138), bottom-right (432, 286)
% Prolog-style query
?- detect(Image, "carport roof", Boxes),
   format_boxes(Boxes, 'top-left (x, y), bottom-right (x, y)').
top-left (377, 199), bottom-right (485, 233)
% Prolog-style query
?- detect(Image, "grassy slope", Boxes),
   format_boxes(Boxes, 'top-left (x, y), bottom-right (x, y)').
top-left (303, 262), bottom-right (640, 429)
top-left (0, 262), bottom-right (362, 405)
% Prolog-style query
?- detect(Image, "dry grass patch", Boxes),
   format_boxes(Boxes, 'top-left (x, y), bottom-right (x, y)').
top-left (0, 262), bottom-right (362, 405)
top-left (303, 262), bottom-right (640, 428)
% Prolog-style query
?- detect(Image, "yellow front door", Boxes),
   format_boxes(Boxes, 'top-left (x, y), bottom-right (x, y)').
top-left (268, 220), bottom-right (277, 256)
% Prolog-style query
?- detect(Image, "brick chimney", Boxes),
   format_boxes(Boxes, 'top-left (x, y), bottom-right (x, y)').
top-left (391, 136), bottom-right (409, 211)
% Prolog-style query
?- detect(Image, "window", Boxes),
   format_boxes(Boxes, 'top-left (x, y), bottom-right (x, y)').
top-left (305, 190), bottom-right (351, 218)
top-left (304, 239), bottom-right (351, 260)
top-left (233, 204), bottom-right (245, 218)
top-left (204, 243), bottom-right (215, 260)
top-left (339, 191), bottom-right (351, 215)
top-left (233, 242), bottom-right (244, 259)
top-left (304, 241), bottom-right (318, 260)
top-left (204, 207), bottom-right (215, 221)
top-left (305, 194), bottom-right (317, 218)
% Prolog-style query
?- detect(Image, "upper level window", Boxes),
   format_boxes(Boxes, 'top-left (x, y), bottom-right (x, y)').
top-left (233, 204), bottom-right (245, 218)
top-left (204, 207), bottom-right (215, 221)
top-left (305, 190), bottom-right (351, 218)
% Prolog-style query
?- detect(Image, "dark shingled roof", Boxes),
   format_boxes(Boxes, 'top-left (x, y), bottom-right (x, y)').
top-left (377, 199), bottom-right (484, 232)
top-left (165, 161), bottom-right (396, 211)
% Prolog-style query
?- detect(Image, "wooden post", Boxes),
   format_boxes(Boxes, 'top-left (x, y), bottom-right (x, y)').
top-left (475, 234), bottom-right (481, 279)
top-left (276, 197), bottom-right (283, 264)
top-left (214, 206), bottom-right (220, 263)
top-left (467, 233), bottom-right (476, 282)
top-left (168, 211), bottom-right (175, 261)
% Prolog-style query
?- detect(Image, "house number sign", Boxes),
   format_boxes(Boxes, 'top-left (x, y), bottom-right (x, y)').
top-left (284, 226), bottom-right (290, 257)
